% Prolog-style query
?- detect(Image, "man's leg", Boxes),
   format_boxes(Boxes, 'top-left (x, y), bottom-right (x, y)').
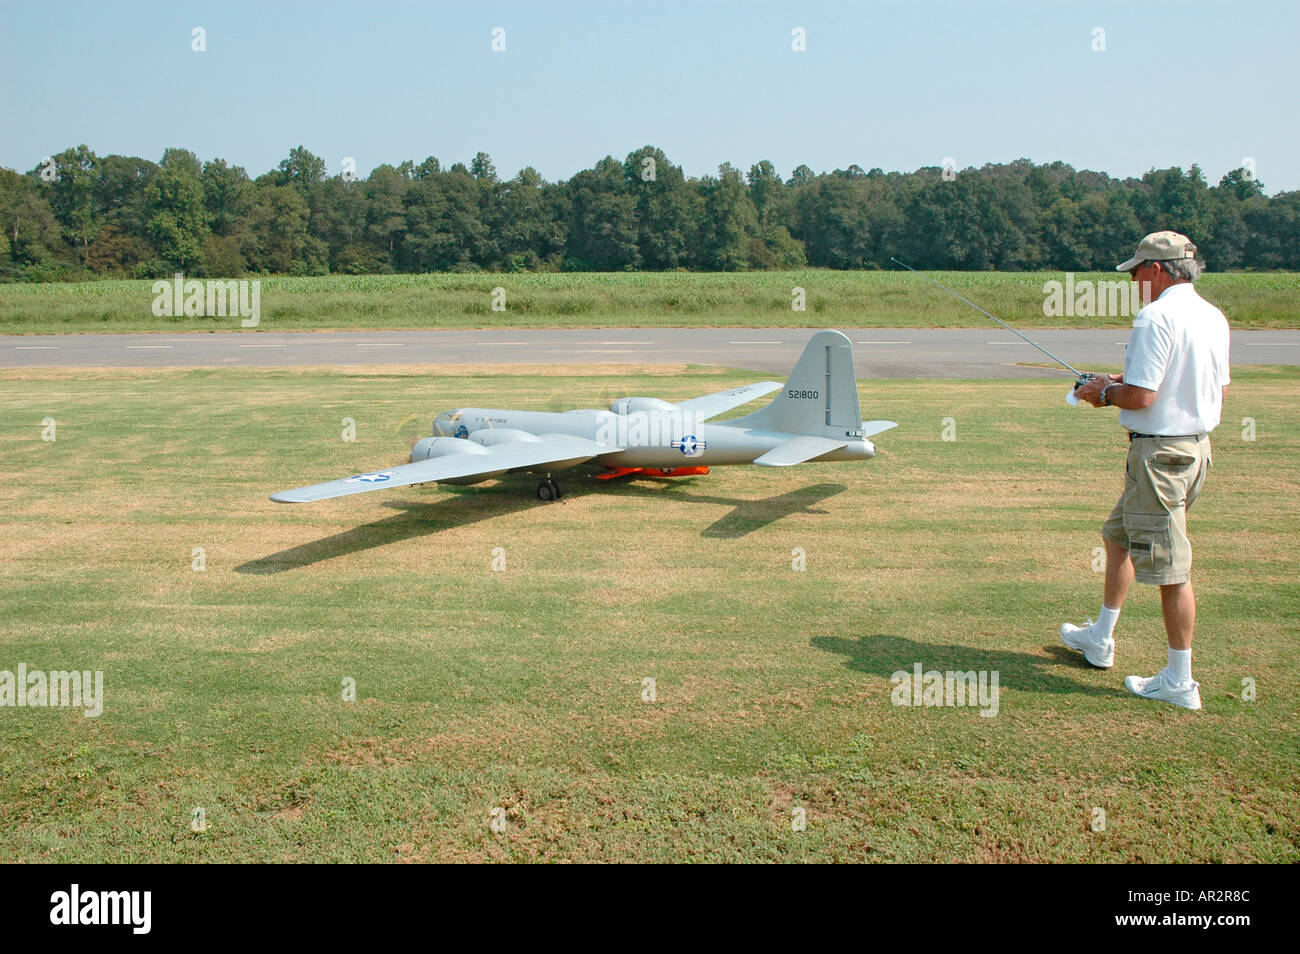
top-left (1104, 537), bottom-right (1135, 610)
top-left (1060, 530), bottom-right (1128, 668)
top-left (1119, 437), bottom-right (1205, 707)
top-left (1124, 580), bottom-right (1197, 702)
top-left (1091, 534), bottom-right (1132, 640)
top-left (1160, 581), bottom-right (1195, 651)
top-left (1123, 553), bottom-right (1199, 707)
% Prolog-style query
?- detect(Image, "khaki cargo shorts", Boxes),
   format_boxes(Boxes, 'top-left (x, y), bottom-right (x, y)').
top-left (1101, 434), bottom-right (1210, 585)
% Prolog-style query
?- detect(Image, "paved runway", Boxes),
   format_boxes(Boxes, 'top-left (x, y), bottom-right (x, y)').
top-left (2, 328), bottom-right (1296, 378)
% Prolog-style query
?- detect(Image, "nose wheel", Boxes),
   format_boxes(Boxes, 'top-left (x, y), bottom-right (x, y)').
top-left (536, 478), bottom-right (562, 501)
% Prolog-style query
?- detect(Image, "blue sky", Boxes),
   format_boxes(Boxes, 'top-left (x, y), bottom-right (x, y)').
top-left (2, 0), bottom-right (1296, 192)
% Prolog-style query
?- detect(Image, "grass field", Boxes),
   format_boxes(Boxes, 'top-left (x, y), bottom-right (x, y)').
top-left (0, 270), bottom-right (1296, 334)
top-left (1, 362), bottom-right (1296, 862)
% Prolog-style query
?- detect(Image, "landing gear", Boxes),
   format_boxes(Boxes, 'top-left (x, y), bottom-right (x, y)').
top-left (536, 478), bottom-right (562, 500)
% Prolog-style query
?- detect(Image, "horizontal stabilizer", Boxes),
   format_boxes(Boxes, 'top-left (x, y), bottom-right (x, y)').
top-left (753, 435), bottom-right (849, 467)
top-left (862, 420), bottom-right (898, 437)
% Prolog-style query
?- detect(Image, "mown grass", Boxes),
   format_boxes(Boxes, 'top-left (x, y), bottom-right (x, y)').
top-left (0, 364), bottom-right (1295, 862)
top-left (0, 270), bottom-right (1295, 334)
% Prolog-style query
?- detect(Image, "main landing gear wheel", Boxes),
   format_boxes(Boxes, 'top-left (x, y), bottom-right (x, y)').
top-left (536, 479), bottom-right (562, 500)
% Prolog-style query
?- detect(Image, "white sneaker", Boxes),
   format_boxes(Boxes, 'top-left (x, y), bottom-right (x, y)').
top-left (1059, 619), bottom-right (1115, 668)
top-left (1123, 670), bottom-right (1202, 710)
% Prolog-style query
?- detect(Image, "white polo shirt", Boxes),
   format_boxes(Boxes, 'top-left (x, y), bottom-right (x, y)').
top-left (1120, 283), bottom-right (1231, 436)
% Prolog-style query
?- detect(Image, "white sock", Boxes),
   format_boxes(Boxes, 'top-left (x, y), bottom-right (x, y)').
top-left (1167, 648), bottom-right (1193, 685)
top-left (1097, 605), bottom-right (1121, 640)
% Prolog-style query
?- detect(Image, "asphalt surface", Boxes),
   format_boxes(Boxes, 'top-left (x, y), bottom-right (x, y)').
top-left (2, 328), bottom-right (1297, 378)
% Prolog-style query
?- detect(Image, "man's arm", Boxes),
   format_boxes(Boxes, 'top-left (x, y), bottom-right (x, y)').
top-left (1075, 373), bottom-right (1156, 409)
top-left (1102, 382), bottom-right (1157, 410)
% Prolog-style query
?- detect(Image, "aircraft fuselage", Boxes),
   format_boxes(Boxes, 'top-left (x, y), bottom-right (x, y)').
top-left (433, 407), bottom-right (875, 469)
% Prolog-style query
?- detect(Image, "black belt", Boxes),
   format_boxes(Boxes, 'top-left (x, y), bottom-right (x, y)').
top-left (1128, 432), bottom-right (1206, 442)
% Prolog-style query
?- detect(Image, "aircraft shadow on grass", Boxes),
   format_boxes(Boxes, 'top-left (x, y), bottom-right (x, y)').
top-left (811, 634), bottom-right (1132, 699)
top-left (235, 475), bottom-right (846, 575)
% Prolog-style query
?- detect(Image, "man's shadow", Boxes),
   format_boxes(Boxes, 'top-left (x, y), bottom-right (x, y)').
top-left (811, 633), bottom-right (1131, 699)
top-left (237, 475), bottom-right (846, 574)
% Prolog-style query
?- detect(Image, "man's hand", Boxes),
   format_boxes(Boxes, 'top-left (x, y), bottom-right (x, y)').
top-left (1075, 372), bottom-right (1119, 408)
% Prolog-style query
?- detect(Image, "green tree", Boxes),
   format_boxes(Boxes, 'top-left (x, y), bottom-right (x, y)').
top-left (400, 165), bottom-right (489, 271)
top-left (95, 155), bottom-right (158, 241)
top-left (1040, 196), bottom-right (1090, 269)
top-left (623, 146), bottom-right (693, 269)
top-left (1206, 168), bottom-right (1267, 268)
top-left (1218, 167), bottom-right (1265, 202)
top-left (746, 160), bottom-right (784, 225)
top-left (311, 173), bottom-right (373, 273)
top-left (788, 164), bottom-right (814, 187)
top-left (363, 164), bottom-right (410, 265)
top-left (86, 226), bottom-right (153, 274)
top-left (745, 159), bottom-right (805, 267)
top-left (1242, 192), bottom-right (1300, 269)
top-left (145, 148), bottom-right (209, 271)
top-left (0, 168), bottom-right (68, 275)
top-left (494, 167), bottom-right (563, 270)
top-left (244, 184), bottom-right (310, 272)
top-left (202, 159), bottom-right (253, 237)
top-left (1147, 165), bottom-right (1212, 241)
top-left (796, 176), bottom-right (898, 269)
top-left (45, 144), bottom-right (101, 264)
top-left (563, 157), bottom-right (639, 270)
top-left (470, 152), bottom-right (498, 183)
top-left (897, 177), bottom-right (1023, 270)
top-left (694, 163), bottom-right (758, 270)
top-left (277, 146), bottom-right (327, 193)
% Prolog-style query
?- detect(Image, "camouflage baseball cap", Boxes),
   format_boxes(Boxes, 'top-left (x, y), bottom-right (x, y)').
top-left (1116, 230), bottom-right (1198, 272)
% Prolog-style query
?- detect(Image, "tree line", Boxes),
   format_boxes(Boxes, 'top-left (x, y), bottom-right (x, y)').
top-left (1, 144), bottom-right (1295, 281)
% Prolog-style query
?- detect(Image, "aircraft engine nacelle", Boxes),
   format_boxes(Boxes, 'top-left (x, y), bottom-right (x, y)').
top-left (410, 439), bottom-right (506, 486)
top-left (467, 428), bottom-right (542, 448)
top-left (410, 436), bottom-right (506, 484)
top-left (411, 436), bottom-right (490, 461)
top-left (609, 397), bottom-right (678, 415)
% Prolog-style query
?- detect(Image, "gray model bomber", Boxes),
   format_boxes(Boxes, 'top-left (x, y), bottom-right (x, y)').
top-left (270, 330), bottom-right (896, 503)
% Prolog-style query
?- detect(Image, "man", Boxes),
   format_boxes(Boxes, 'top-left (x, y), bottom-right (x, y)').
top-left (1062, 230), bottom-right (1231, 710)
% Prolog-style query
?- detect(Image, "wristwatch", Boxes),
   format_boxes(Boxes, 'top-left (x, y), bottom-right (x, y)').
top-left (1101, 382), bottom-right (1119, 406)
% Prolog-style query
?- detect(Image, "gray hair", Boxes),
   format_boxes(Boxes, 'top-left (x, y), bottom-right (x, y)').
top-left (1155, 256), bottom-right (1206, 281)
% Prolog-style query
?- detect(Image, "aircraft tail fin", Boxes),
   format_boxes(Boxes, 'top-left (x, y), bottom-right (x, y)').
top-left (721, 330), bottom-right (864, 439)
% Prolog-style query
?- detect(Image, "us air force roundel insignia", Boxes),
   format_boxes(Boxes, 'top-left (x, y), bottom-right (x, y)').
top-left (672, 435), bottom-right (706, 457)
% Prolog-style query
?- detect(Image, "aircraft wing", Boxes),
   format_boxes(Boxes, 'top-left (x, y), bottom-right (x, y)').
top-left (675, 382), bottom-right (783, 421)
top-left (270, 434), bottom-right (616, 503)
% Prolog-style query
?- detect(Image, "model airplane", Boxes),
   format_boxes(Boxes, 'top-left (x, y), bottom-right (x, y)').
top-left (270, 329), bottom-right (896, 502)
